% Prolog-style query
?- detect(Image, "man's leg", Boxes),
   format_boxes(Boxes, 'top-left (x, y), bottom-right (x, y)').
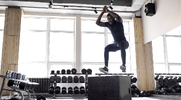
top-left (118, 41), bottom-right (128, 72)
top-left (99, 43), bottom-right (119, 73)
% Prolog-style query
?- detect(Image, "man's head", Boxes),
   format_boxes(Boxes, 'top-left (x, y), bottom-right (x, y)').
top-left (107, 13), bottom-right (115, 24)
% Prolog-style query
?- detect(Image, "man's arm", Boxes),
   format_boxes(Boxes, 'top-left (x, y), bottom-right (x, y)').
top-left (96, 6), bottom-right (106, 27)
top-left (105, 7), bottom-right (123, 22)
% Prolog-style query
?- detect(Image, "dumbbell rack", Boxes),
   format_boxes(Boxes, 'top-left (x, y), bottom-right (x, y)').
top-left (0, 74), bottom-right (25, 100)
top-left (154, 73), bottom-right (181, 95)
top-left (49, 72), bottom-right (89, 98)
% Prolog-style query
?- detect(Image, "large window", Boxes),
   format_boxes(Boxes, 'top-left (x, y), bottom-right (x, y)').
top-left (152, 26), bottom-right (181, 73)
top-left (18, 17), bottom-right (75, 77)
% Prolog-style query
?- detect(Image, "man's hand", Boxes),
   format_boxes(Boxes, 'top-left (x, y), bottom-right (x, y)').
top-left (104, 6), bottom-right (109, 12)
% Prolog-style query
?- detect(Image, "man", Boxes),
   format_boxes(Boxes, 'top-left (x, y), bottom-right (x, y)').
top-left (96, 6), bottom-right (129, 73)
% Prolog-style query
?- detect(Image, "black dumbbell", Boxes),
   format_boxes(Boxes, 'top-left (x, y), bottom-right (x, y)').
top-left (62, 76), bottom-right (67, 83)
top-left (36, 95), bottom-right (46, 100)
top-left (50, 76), bottom-right (54, 83)
top-left (16, 73), bottom-right (21, 80)
top-left (55, 86), bottom-right (60, 94)
top-left (74, 76), bottom-right (79, 83)
top-left (131, 76), bottom-right (137, 83)
top-left (139, 91), bottom-right (148, 97)
top-left (62, 87), bottom-right (66, 94)
top-left (49, 86), bottom-right (54, 94)
top-left (72, 68), bottom-right (77, 74)
top-left (6, 70), bottom-right (11, 79)
top-left (56, 76), bottom-right (61, 83)
top-left (74, 86), bottom-right (79, 94)
top-left (68, 87), bottom-right (73, 94)
top-left (67, 69), bottom-right (71, 74)
top-left (51, 70), bottom-right (55, 74)
top-left (80, 86), bottom-right (85, 94)
top-left (81, 69), bottom-right (86, 74)
top-left (131, 85), bottom-right (140, 95)
top-left (68, 76), bottom-right (73, 83)
top-left (57, 70), bottom-right (60, 74)
top-left (87, 69), bottom-right (92, 74)
top-left (79, 76), bottom-right (84, 83)
top-left (11, 72), bottom-right (17, 79)
top-left (61, 69), bottom-right (65, 74)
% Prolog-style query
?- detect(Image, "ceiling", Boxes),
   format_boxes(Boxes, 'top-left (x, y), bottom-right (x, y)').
top-left (0, 0), bottom-right (148, 18)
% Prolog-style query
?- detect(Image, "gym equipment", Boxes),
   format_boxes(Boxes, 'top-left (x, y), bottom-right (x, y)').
top-left (62, 76), bottom-right (67, 83)
top-left (87, 69), bottom-right (92, 74)
top-left (68, 87), bottom-right (73, 94)
top-left (88, 76), bottom-right (131, 100)
top-left (57, 70), bottom-right (60, 74)
top-left (61, 69), bottom-right (65, 74)
top-left (72, 68), bottom-right (77, 74)
top-left (80, 86), bottom-right (85, 94)
top-left (55, 76), bottom-right (61, 83)
top-left (67, 69), bottom-right (71, 74)
top-left (21, 75), bottom-right (26, 80)
top-left (74, 76), bottom-right (79, 83)
top-left (74, 86), bottom-right (79, 94)
top-left (50, 76), bottom-right (54, 83)
top-left (11, 72), bottom-right (17, 79)
top-left (36, 95), bottom-right (46, 100)
top-left (62, 87), bottom-right (66, 94)
top-left (131, 85), bottom-right (140, 96)
top-left (16, 73), bottom-right (21, 80)
top-left (79, 76), bottom-right (84, 83)
top-left (51, 70), bottom-right (55, 74)
top-left (55, 86), bottom-right (60, 94)
top-left (68, 76), bottom-right (73, 83)
top-left (81, 69), bottom-right (86, 74)
top-left (131, 76), bottom-right (137, 83)
top-left (48, 86), bottom-right (54, 94)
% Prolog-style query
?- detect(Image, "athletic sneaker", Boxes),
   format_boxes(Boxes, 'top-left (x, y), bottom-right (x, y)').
top-left (99, 66), bottom-right (108, 73)
top-left (120, 65), bottom-right (126, 72)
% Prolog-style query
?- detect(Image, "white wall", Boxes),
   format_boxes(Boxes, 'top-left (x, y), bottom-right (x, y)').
top-left (141, 0), bottom-right (181, 44)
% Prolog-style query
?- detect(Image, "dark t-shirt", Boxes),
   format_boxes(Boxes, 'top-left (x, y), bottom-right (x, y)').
top-left (105, 21), bottom-right (126, 42)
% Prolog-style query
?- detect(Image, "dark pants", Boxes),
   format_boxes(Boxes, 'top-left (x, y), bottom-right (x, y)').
top-left (104, 41), bottom-right (129, 67)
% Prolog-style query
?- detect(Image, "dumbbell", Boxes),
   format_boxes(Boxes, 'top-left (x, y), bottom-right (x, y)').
top-left (72, 68), bottom-right (77, 74)
top-left (56, 76), bottom-right (61, 83)
top-left (67, 69), bottom-right (71, 74)
top-left (62, 76), bottom-right (67, 83)
top-left (74, 76), bottom-right (79, 83)
top-left (79, 76), bottom-right (84, 83)
top-left (11, 72), bottom-right (17, 79)
top-left (36, 95), bottom-right (46, 100)
top-left (51, 70), bottom-right (55, 74)
top-left (68, 87), bottom-right (73, 94)
top-left (61, 69), bottom-right (65, 74)
top-left (49, 86), bottom-right (54, 94)
top-left (62, 87), bottom-right (66, 94)
top-left (131, 76), bottom-right (137, 83)
top-left (87, 69), bottom-right (92, 74)
top-left (21, 75), bottom-right (26, 80)
top-left (74, 86), bottom-right (79, 94)
top-left (57, 70), bottom-right (60, 74)
top-left (50, 76), bottom-right (55, 83)
top-left (131, 85), bottom-right (140, 95)
top-left (80, 86), bottom-right (85, 94)
top-left (68, 76), bottom-right (73, 83)
top-left (139, 91), bottom-right (148, 97)
top-left (55, 86), bottom-right (60, 94)
top-left (81, 69), bottom-right (86, 74)
top-left (6, 70), bottom-right (12, 79)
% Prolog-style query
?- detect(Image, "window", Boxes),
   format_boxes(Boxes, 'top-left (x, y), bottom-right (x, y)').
top-left (152, 26), bottom-right (181, 73)
top-left (18, 17), bottom-right (75, 78)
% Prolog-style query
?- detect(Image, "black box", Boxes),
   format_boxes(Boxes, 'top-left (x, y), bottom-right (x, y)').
top-left (88, 76), bottom-right (131, 100)
top-left (145, 3), bottom-right (156, 16)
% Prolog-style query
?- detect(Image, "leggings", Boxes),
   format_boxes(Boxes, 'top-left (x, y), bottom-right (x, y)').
top-left (104, 41), bottom-right (128, 67)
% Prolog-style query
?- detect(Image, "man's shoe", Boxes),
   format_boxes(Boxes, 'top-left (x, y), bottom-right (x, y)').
top-left (120, 65), bottom-right (126, 72)
top-left (99, 66), bottom-right (108, 73)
